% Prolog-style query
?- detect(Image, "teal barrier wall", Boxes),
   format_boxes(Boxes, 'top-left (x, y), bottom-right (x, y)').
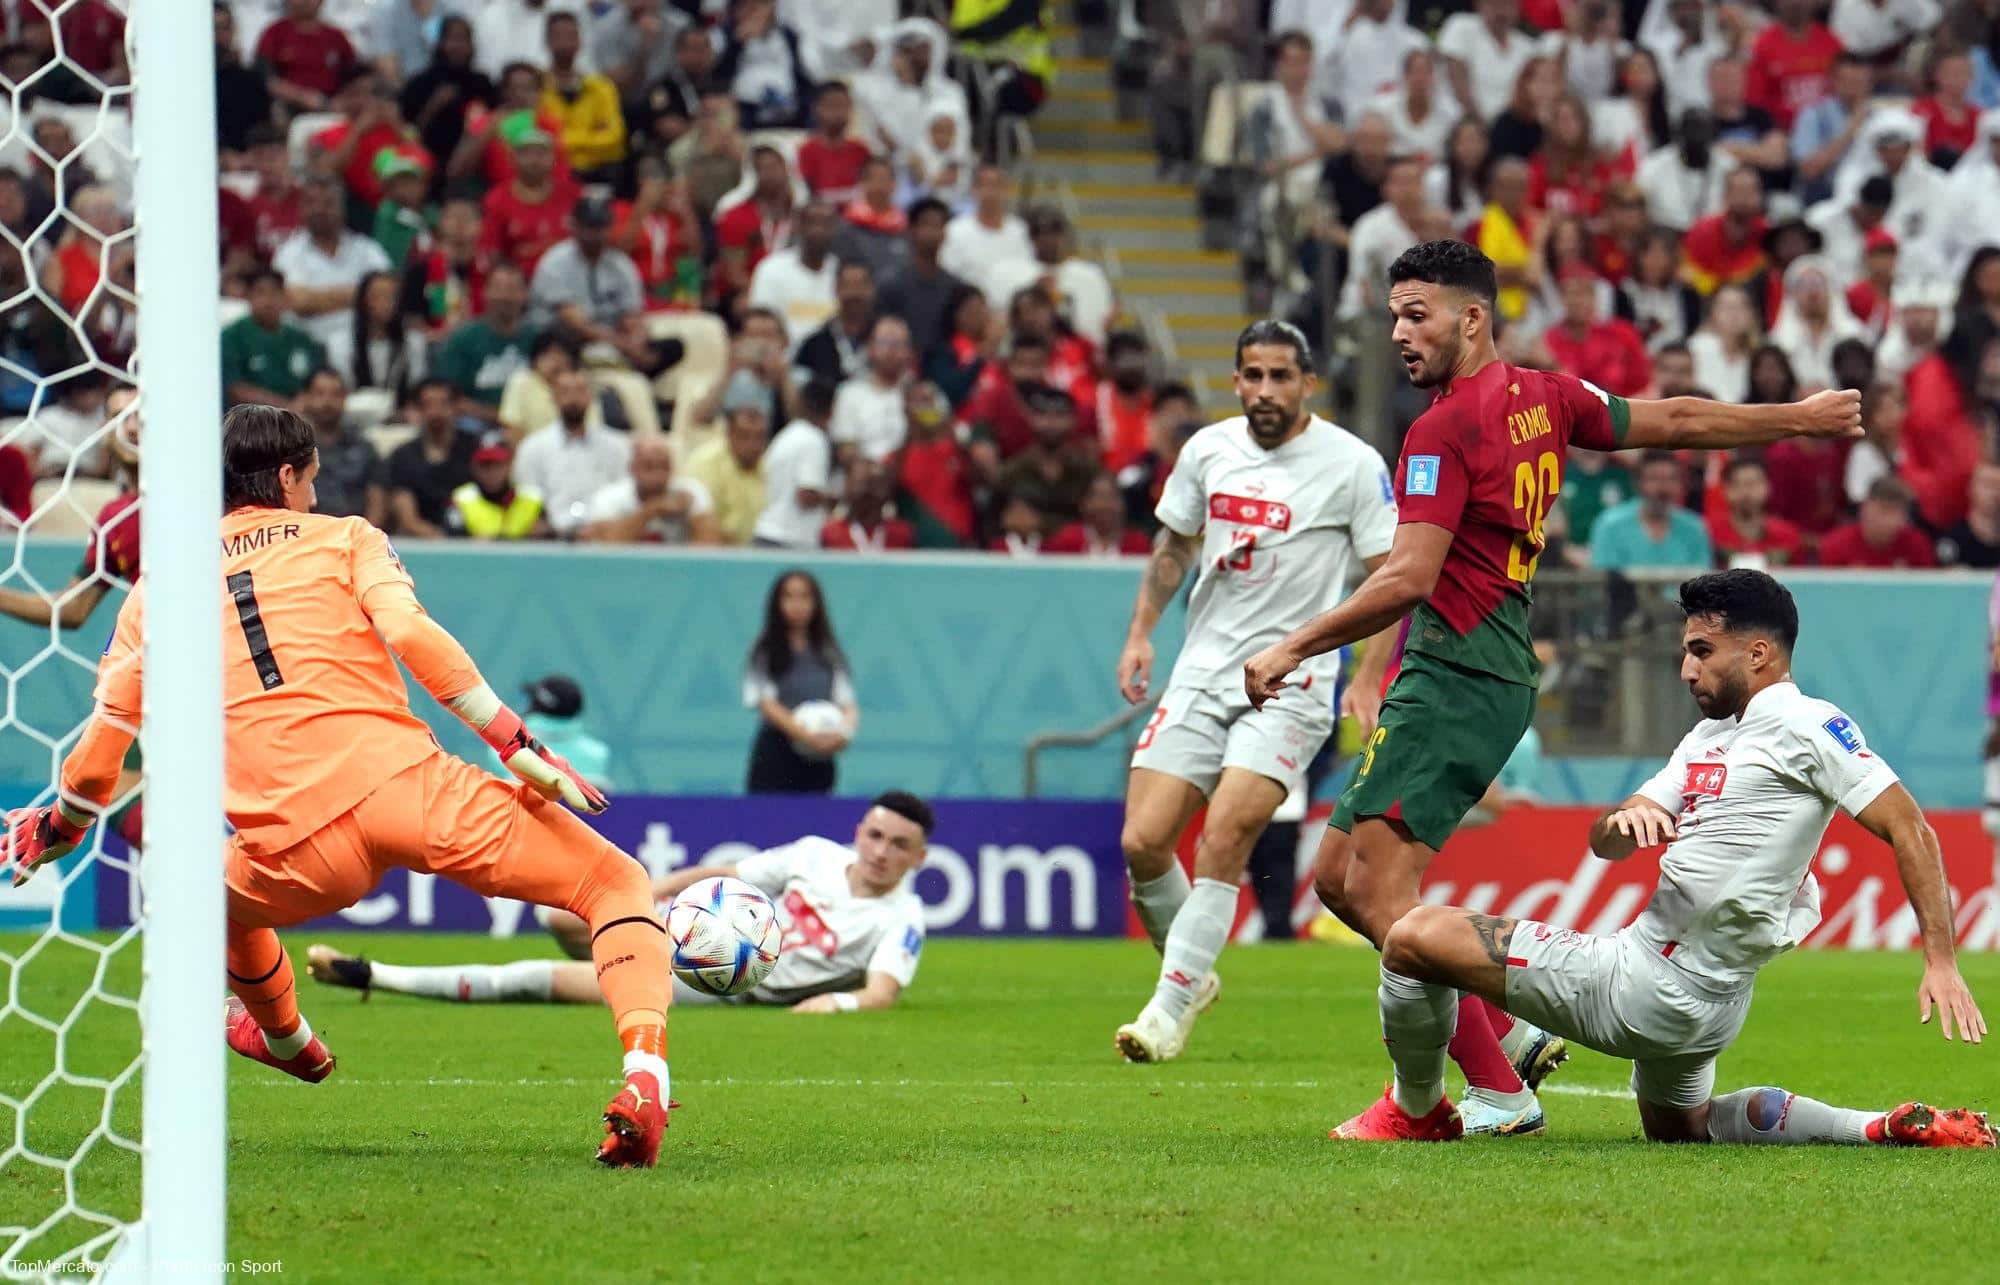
top-left (0, 544), bottom-right (1982, 806)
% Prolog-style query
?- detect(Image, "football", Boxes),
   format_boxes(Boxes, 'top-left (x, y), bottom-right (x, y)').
top-left (666, 876), bottom-right (782, 997)
top-left (790, 699), bottom-right (850, 758)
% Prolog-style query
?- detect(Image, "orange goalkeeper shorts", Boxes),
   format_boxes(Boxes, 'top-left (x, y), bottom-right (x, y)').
top-left (225, 749), bottom-right (619, 929)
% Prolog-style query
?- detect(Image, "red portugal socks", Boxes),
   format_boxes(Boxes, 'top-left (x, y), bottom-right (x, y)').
top-left (1480, 997), bottom-right (1515, 1040)
top-left (1448, 993), bottom-right (1526, 1094)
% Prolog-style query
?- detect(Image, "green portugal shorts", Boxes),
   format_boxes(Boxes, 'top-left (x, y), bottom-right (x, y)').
top-left (1329, 648), bottom-right (1537, 851)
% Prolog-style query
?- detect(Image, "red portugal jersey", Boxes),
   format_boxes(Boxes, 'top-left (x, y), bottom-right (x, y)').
top-left (1395, 361), bottom-right (1627, 686)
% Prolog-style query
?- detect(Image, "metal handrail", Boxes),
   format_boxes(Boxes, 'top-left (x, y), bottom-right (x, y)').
top-left (1023, 702), bottom-right (1149, 796)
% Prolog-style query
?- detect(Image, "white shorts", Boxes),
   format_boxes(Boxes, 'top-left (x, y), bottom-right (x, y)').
top-left (1503, 920), bottom-right (1752, 1110)
top-left (1129, 682), bottom-right (1333, 798)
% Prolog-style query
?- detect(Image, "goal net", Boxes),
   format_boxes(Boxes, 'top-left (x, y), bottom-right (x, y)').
top-left (0, 2), bottom-right (224, 1279)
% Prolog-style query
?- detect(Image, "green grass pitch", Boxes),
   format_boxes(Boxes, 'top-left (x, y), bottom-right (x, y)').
top-left (3, 933), bottom-right (1995, 1282)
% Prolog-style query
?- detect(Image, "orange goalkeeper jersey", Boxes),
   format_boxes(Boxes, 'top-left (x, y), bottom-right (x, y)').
top-left (77, 508), bottom-right (483, 855)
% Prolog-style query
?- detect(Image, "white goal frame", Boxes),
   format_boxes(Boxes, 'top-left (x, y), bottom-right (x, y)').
top-left (112, 0), bottom-right (227, 1277)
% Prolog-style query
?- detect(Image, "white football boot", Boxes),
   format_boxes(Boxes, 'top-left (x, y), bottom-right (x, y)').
top-left (1115, 972), bottom-right (1221, 1063)
top-left (1459, 1087), bottom-right (1547, 1137)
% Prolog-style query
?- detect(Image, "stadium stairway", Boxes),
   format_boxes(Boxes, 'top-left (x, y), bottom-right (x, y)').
top-left (1029, 16), bottom-right (1250, 423)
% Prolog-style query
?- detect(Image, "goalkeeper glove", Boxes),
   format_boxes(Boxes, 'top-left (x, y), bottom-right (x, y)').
top-left (451, 684), bottom-right (609, 814)
top-left (6, 802), bottom-right (92, 887)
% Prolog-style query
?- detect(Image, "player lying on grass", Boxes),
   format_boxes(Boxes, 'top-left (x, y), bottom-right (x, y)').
top-left (308, 793), bottom-right (931, 1014)
top-left (2, 404), bottom-right (677, 1168)
top-left (1357, 569), bottom-right (1992, 1147)
top-left (1243, 239), bottom-right (1864, 1138)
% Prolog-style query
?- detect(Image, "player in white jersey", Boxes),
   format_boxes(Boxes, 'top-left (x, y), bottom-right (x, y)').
top-left (1111, 320), bottom-right (1403, 1062)
top-left (1356, 571), bottom-right (1994, 1147)
top-left (308, 793), bottom-right (931, 1014)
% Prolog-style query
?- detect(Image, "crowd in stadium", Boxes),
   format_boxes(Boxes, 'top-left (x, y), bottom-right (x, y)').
top-left (1154, 0), bottom-right (2000, 569)
top-left (3, 0), bottom-right (2000, 569)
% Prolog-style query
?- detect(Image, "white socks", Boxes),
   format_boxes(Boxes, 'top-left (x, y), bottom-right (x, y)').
top-left (623, 1049), bottom-right (669, 1099)
top-left (1708, 1087), bottom-right (1881, 1145)
top-left (1131, 865), bottom-right (1192, 952)
top-left (368, 960), bottom-right (556, 1003)
top-left (263, 1014), bottom-right (313, 1059)
top-left (1150, 877), bottom-right (1235, 1020)
top-left (1379, 966), bottom-right (1457, 1117)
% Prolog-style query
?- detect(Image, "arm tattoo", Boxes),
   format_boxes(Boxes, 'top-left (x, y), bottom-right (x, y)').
top-left (1143, 532), bottom-right (1196, 613)
top-left (1462, 911), bottom-right (1518, 969)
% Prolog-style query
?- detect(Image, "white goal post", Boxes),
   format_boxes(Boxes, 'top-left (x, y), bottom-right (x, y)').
top-left (0, 0), bottom-right (227, 1280)
top-left (122, 0), bottom-right (228, 1278)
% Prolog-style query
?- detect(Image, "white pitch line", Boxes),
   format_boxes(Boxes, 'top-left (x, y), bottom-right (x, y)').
top-left (240, 1074), bottom-right (1636, 1099)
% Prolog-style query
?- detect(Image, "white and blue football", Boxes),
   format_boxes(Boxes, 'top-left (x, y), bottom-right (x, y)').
top-left (666, 876), bottom-right (782, 997)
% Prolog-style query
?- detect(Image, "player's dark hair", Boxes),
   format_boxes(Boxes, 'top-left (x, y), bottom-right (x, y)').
top-left (749, 569), bottom-right (846, 682)
top-left (1676, 570), bottom-right (1799, 653)
top-left (223, 403), bottom-right (317, 513)
top-left (1387, 239), bottom-right (1498, 309)
top-left (1233, 319), bottom-right (1313, 372)
top-left (871, 790), bottom-right (935, 837)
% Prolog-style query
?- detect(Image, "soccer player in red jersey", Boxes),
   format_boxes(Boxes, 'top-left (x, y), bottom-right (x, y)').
top-left (1242, 239), bottom-right (1860, 1140)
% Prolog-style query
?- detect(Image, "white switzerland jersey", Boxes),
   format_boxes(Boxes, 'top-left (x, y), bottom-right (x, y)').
top-left (726, 835), bottom-right (925, 1001)
top-left (1632, 681), bottom-right (1900, 989)
top-left (1155, 416), bottom-right (1398, 690)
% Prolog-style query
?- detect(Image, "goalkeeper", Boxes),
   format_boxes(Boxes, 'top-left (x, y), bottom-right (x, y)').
top-left (3, 404), bottom-right (676, 1169)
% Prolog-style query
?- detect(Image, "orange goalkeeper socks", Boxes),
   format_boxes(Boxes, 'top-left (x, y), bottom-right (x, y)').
top-left (226, 924), bottom-right (303, 1040)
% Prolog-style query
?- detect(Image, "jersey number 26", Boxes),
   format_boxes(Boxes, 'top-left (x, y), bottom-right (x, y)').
top-left (1506, 451), bottom-right (1561, 583)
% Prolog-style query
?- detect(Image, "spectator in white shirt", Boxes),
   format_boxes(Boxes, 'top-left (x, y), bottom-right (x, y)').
top-left (829, 315), bottom-right (915, 466)
top-left (748, 199), bottom-right (841, 354)
top-left (985, 207), bottom-right (1118, 347)
top-left (1808, 175), bottom-right (1897, 284)
top-left (1371, 48), bottom-right (1460, 165)
top-left (780, 0), bottom-right (895, 81)
top-left (1640, 0), bottom-right (1726, 117)
top-left (1637, 109), bottom-right (1738, 232)
top-left (514, 367), bottom-right (635, 535)
top-left (580, 434), bottom-right (721, 545)
top-left (1829, 0), bottom-right (1942, 62)
top-left (1425, 116), bottom-right (1492, 232)
top-left (474, 0), bottom-right (587, 78)
top-left (1540, 0), bottom-right (1628, 101)
top-left (753, 377), bottom-right (837, 548)
top-left (1251, 30), bottom-right (1344, 211)
top-left (1323, 0), bottom-right (1429, 122)
top-left (1833, 108), bottom-right (1948, 262)
top-left (1339, 156), bottom-right (1430, 321)
top-left (940, 163), bottom-right (1034, 307)
top-left (271, 176), bottom-right (392, 349)
top-left (1438, 0), bottom-right (1536, 123)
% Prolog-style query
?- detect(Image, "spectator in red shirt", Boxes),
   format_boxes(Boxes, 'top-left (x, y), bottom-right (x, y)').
top-left (1096, 331), bottom-right (1154, 472)
top-left (890, 381), bottom-right (976, 547)
top-left (1528, 94), bottom-right (1618, 219)
top-left (1539, 266), bottom-right (1654, 396)
top-left (313, 69), bottom-right (433, 211)
top-left (714, 145), bottom-right (800, 314)
top-left (820, 458), bottom-right (916, 551)
top-left (797, 82), bottom-right (873, 206)
top-left (612, 156), bottom-right (705, 312)
top-left (1818, 476), bottom-right (1938, 567)
top-left (17, 0), bottom-right (124, 81)
top-left (1900, 332), bottom-right (1989, 531)
top-left (1915, 49), bottom-right (1980, 166)
top-left (402, 197), bottom-right (489, 336)
top-left (1680, 167), bottom-right (1768, 297)
top-left (244, 123), bottom-right (302, 261)
top-left (1046, 472), bottom-right (1151, 557)
top-left (1845, 227), bottom-right (1898, 340)
top-left (449, 61), bottom-right (574, 192)
top-left (1764, 417), bottom-right (1853, 541)
top-left (257, 0), bottom-right (359, 113)
top-left (1008, 283), bottom-right (1098, 417)
top-left (963, 333), bottom-right (1060, 463)
top-left (479, 115), bottom-right (578, 275)
top-left (1707, 455), bottom-right (1805, 568)
top-left (1745, 0), bottom-right (1843, 132)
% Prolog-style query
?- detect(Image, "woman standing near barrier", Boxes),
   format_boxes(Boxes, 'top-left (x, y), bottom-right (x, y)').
top-left (745, 569), bottom-right (859, 793)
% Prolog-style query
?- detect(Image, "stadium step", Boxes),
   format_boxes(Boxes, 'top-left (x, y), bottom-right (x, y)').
top-left (1028, 2), bottom-right (1249, 398)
